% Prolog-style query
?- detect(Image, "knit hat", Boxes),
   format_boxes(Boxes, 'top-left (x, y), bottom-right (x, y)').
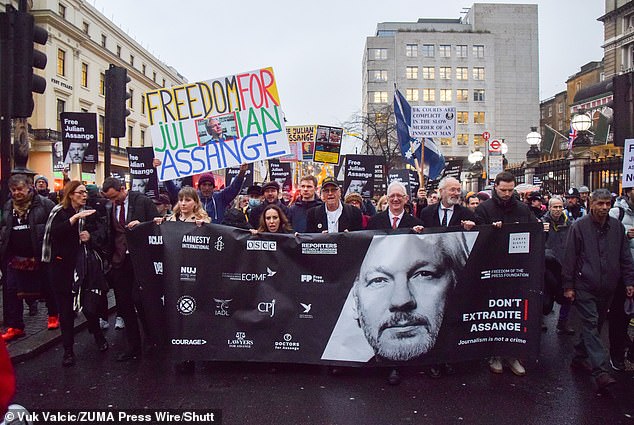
top-left (579, 186), bottom-right (590, 194)
top-left (34, 175), bottom-right (48, 186)
top-left (198, 173), bottom-right (215, 187)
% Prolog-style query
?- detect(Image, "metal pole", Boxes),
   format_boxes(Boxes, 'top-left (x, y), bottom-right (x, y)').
top-left (0, 7), bottom-right (15, 205)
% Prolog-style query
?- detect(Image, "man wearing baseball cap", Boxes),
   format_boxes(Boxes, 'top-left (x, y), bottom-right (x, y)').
top-left (248, 181), bottom-right (289, 228)
top-left (306, 177), bottom-right (362, 233)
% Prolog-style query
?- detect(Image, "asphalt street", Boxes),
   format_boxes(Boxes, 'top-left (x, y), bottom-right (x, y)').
top-left (7, 309), bottom-right (634, 425)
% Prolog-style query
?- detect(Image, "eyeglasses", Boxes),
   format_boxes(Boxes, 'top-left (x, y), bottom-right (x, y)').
top-left (388, 194), bottom-right (405, 199)
top-left (322, 188), bottom-right (339, 194)
top-left (73, 190), bottom-right (88, 195)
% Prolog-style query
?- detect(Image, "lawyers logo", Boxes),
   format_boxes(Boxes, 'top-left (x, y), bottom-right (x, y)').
top-left (299, 302), bottom-right (313, 319)
top-left (176, 295), bottom-right (196, 316)
top-left (300, 274), bottom-right (324, 284)
top-left (148, 235), bottom-right (163, 245)
top-left (180, 266), bottom-right (196, 282)
top-left (153, 261), bottom-right (163, 275)
top-left (215, 236), bottom-right (225, 252)
top-left (301, 242), bottom-right (337, 255)
top-left (246, 240), bottom-right (277, 251)
top-left (214, 298), bottom-right (232, 317)
top-left (222, 267), bottom-right (277, 282)
top-left (257, 299), bottom-right (276, 317)
top-left (227, 331), bottom-right (254, 349)
top-left (274, 332), bottom-right (300, 351)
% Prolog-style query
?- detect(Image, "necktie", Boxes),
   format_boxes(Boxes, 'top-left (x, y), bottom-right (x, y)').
top-left (117, 201), bottom-right (126, 227)
top-left (441, 208), bottom-right (449, 227)
top-left (392, 216), bottom-right (399, 229)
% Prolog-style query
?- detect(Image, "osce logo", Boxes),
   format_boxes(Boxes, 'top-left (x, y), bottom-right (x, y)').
top-left (247, 240), bottom-right (277, 251)
top-left (148, 235), bottom-right (163, 245)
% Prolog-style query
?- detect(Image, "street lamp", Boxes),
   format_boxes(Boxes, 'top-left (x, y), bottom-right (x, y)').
top-left (571, 112), bottom-right (592, 147)
top-left (468, 150), bottom-right (484, 191)
top-left (526, 126), bottom-right (541, 161)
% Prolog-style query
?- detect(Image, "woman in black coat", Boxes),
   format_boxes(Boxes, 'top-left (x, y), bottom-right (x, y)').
top-left (42, 180), bottom-right (109, 367)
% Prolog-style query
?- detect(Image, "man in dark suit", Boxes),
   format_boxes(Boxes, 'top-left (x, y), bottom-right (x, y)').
top-left (368, 181), bottom-right (423, 231)
top-left (419, 177), bottom-right (476, 231)
top-left (102, 177), bottom-right (159, 361)
top-left (306, 177), bottom-right (362, 233)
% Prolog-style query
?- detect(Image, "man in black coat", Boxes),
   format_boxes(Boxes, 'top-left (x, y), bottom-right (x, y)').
top-left (248, 181), bottom-right (289, 228)
top-left (306, 177), bottom-right (362, 233)
top-left (102, 177), bottom-right (159, 361)
top-left (419, 177), bottom-right (476, 231)
top-left (367, 181), bottom-right (423, 231)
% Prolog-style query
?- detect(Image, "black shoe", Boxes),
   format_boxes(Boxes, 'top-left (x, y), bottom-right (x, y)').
top-left (387, 369), bottom-right (401, 385)
top-left (116, 351), bottom-right (140, 362)
top-left (95, 335), bottom-right (109, 352)
top-left (429, 366), bottom-right (442, 379)
top-left (62, 352), bottom-right (75, 367)
top-left (175, 360), bottom-right (195, 374)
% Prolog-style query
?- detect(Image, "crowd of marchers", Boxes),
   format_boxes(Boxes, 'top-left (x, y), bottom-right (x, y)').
top-left (0, 164), bottom-right (633, 412)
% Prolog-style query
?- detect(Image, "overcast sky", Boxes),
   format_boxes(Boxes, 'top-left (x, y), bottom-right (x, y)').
top-left (91, 0), bottom-right (604, 127)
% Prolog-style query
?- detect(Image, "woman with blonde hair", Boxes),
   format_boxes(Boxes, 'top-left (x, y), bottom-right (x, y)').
top-left (155, 187), bottom-right (210, 226)
top-left (377, 195), bottom-right (389, 212)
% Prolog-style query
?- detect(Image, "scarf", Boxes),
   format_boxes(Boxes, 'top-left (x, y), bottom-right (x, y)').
top-left (41, 204), bottom-right (86, 263)
top-left (12, 191), bottom-right (34, 219)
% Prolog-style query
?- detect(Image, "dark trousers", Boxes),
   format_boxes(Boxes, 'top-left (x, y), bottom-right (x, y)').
top-left (3, 268), bottom-right (28, 329)
top-left (108, 255), bottom-right (143, 353)
top-left (49, 260), bottom-right (101, 352)
top-left (608, 286), bottom-right (630, 361)
top-left (573, 289), bottom-right (612, 376)
top-left (40, 263), bottom-right (58, 317)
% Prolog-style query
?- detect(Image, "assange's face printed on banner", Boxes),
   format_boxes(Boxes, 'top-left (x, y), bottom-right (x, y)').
top-left (131, 178), bottom-right (149, 194)
top-left (67, 142), bottom-right (89, 163)
top-left (347, 180), bottom-right (365, 196)
top-left (353, 233), bottom-right (468, 361)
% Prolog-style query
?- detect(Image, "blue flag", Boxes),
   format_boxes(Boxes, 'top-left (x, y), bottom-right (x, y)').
top-left (393, 89), bottom-right (445, 180)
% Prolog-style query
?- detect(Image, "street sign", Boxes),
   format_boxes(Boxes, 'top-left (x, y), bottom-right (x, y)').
top-left (482, 131), bottom-right (490, 140)
top-left (489, 139), bottom-right (501, 152)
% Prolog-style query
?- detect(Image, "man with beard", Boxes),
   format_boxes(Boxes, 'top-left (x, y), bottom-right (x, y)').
top-left (419, 177), bottom-right (477, 231)
top-left (353, 233), bottom-right (469, 364)
top-left (475, 171), bottom-right (539, 376)
top-left (563, 187), bottom-right (586, 223)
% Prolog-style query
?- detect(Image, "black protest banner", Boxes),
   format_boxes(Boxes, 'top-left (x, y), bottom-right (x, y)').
top-left (442, 160), bottom-right (463, 181)
top-left (268, 159), bottom-right (293, 192)
top-left (226, 164), bottom-right (254, 195)
top-left (388, 169), bottom-right (419, 198)
top-left (344, 155), bottom-right (386, 199)
top-left (128, 222), bottom-right (544, 366)
top-left (127, 147), bottom-right (159, 198)
top-left (60, 112), bottom-right (98, 164)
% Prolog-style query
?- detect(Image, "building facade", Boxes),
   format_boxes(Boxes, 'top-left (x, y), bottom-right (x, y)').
top-left (362, 3), bottom-right (539, 167)
top-left (600, 0), bottom-right (634, 78)
top-left (2, 0), bottom-right (186, 188)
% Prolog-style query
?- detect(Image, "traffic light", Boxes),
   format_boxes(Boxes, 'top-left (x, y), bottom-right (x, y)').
top-left (12, 9), bottom-right (48, 118)
top-left (105, 65), bottom-right (131, 138)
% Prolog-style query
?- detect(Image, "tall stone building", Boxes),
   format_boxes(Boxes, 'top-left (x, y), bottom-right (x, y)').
top-left (362, 3), bottom-right (539, 167)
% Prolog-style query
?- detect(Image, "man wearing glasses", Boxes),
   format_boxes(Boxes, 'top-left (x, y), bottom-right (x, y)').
top-left (367, 181), bottom-right (423, 231)
top-left (306, 177), bottom-right (362, 233)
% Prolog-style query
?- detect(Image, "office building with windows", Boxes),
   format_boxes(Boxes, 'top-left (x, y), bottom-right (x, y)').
top-left (362, 3), bottom-right (538, 166)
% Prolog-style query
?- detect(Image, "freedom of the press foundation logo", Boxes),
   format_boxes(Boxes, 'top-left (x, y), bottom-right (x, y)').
top-left (274, 333), bottom-right (300, 351)
top-left (177, 295), bottom-right (196, 315)
top-left (222, 267), bottom-right (277, 282)
top-left (247, 240), bottom-right (277, 251)
top-left (480, 268), bottom-right (529, 280)
top-left (227, 331), bottom-right (254, 349)
top-left (301, 243), bottom-right (337, 255)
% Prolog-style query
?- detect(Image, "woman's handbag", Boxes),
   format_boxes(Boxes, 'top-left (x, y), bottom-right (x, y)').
top-left (73, 244), bottom-right (109, 316)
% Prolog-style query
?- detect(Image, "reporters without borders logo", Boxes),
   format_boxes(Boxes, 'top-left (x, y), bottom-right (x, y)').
top-left (247, 240), bottom-right (277, 251)
top-left (301, 242), bottom-right (337, 254)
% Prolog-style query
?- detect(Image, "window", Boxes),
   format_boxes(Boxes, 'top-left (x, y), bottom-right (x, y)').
top-left (129, 89), bottom-right (134, 109)
top-left (473, 89), bottom-right (485, 102)
top-left (440, 138), bottom-right (452, 146)
top-left (101, 34), bottom-right (107, 47)
top-left (130, 54), bottom-right (135, 67)
top-left (141, 129), bottom-right (146, 146)
top-left (82, 22), bottom-right (89, 34)
top-left (406, 66), bottom-right (418, 79)
top-left (457, 134), bottom-right (469, 145)
top-left (472, 67), bottom-right (485, 80)
top-left (113, 138), bottom-right (119, 149)
top-left (56, 99), bottom-right (66, 132)
top-left (439, 67), bottom-right (451, 80)
top-left (541, 109), bottom-right (545, 119)
top-left (142, 64), bottom-right (147, 75)
top-left (405, 44), bottom-right (418, 57)
top-left (456, 67), bottom-right (468, 80)
top-left (456, 45), bottom-right (468, 58)
top-left (162, 78), bottom-right (166, 87)
top-left (57, 49), bottom-right (66, 76)
top-left (99, 73), bottom-right (105, 96)
top-left (440, 89), bottom-right (452, 102)
top-left (369, 48), bottom-right (387, 60)
top-left (474, 135), bottom-right (485, 147)
top-left (81, 63), bottom-right (88, 88)
top-left (457, 111), bottom-right (468, 124)
top-left (558, 120), bottom-right (563, 131)
top-left (152, 71), bottom-right (157, 82)
top-left (422, 67), bottom-right (435, 80)
top-left (98, 115), bottom-right (104, 143)
top-left (456, 89), bottom-right (468, 102)
top-left (548, 106), bottom-right (552, 117)
top-left (59, 4), bottom-right (66, 18)
top-left (369, 70), bottom-right (388, 81)
top-left (473, 111), bottom-right (485, 124)
top-left (128, 126), bottom-right (133, 147)
top-left (439, 45), bottom-right (451, 58)
top-left (473, 45), bottom-right (484, 58)
top-left (141, 95), bottom-right (146, 114)
top-left (406, 89), bottom-right (419, 102)
top-left (375, 113), bottom-right (389, 124)
top-left (558, 103), bottom-right (563, 113)
top-left (116, 45), bottom-right (121, 57)
top-left (423, 89), bottom-right (435, 102)
top-left (422, 44), bottom-right (434, 57)
top-left (370, 91), bottom-right (388, 103)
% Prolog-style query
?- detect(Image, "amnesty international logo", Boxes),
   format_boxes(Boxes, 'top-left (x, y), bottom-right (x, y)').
top-left (177, 295), bottom-right (196, 315)
top-left (215, 236), bottom-right (225, 252)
